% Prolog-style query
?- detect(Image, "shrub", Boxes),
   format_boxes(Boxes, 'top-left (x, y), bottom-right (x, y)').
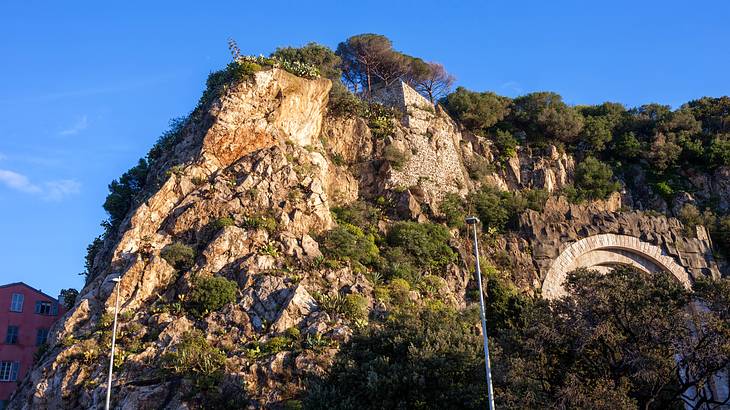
top-left (389, 278), bottom-right (412, 308)
top-left (654, 181), bottom-right (675, 200)
top-left (467, 185), bottom-right (514, 232)
top-left (493, 129), bottom-right (518, 162)
top-left (579, 115), bottom-right (613, 153)
top-left (327, 82), bottom-right (366, 118)
top-left (331, 202), bottom-right (381, 233)
top-left (386, 222), bottom-right (455, 272)
top-left (186, 276), bottom-right (238, 318)
top-left (678, 204), bottom-right (716, 237)
top-left (709, 136), bottom-right (730, 168)
top-left (160, 242), bottom-right (196, 271)
top-left (103, 159), bottom-right (149, 230)
top-left (211, 217), bottom-right (235, 230)
top-left (441, 87), bottom-right (511, 133)
top-left (363, 103), bottom-right (396, 139)
top-left (383, 145), bottom-right (408, 170)
top-left (242, 215), bottom-right (277, 233)
top-left (148, 117), bottom-right (187, 164)
top-left (162, 330), bottom-right (226, 390)
top-left (439, 193), bottom-right (467, 228)
top-left (304, 306), bottom-right (487, 408)
top-left (344, 294), bottom-right (369, 322)
top-left (569, 157), bottom-right (621, 202)
top-left (320, 224), bottom-right (379, 267)
top-left (612, 131), bottom-right (642, 159)
top-left (270, 42), bottom-right (341, 80)
top-left (465, 155), bottom-right (495, 180)
top-left (511, 91), bottom-right (584, 142)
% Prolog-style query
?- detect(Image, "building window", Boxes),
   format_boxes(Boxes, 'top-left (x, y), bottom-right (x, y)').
top-left (5, 326), bottom-right (18, 344)
top-left (10, 293), bottom-right (24, 312)
top-left (0, 361), bottom-right (19, 382)
top-left (36, 328), bottom-right (49, 346)
top-left (35, 301), bottom-right (52, 315)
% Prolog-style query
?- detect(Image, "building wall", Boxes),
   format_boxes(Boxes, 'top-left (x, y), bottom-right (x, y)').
top-left (0, 284), bottom-right (66, 406)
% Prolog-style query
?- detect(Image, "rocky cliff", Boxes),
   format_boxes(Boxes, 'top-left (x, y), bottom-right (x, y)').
top-left (9, 68), bottom-right (727, 409)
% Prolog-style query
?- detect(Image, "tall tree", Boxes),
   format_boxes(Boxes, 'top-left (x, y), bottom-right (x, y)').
top-left (406, 60), bottom-right (455, 102)
top-left (336, 34), bottom-right (395, 95)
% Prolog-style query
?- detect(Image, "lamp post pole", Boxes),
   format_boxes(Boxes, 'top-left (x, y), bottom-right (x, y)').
top-left (105, 276), bottom-right (122, 410)
top-left (466, 216), bottom-right (496, 410)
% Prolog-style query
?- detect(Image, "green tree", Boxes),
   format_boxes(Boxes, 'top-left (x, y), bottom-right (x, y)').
top-left (103, 158), bottom-right (149, 229)
top-left (498, 267), bottom-right (730, 409)
top-left (336, 34), bottom-right (406, 94)
top-left (441, 87), bottom-right (511, 133)
top-left (579, 115), bottom-right (613, 153)
top-left (709, 136), bottom-right (730, 167)
top-left (511, 92), bottom-right (584, 142)
top-left (386, 222), bottom-right (455, 272)
top-left (304, 306), bottom-right (488, 409)
top-left (613, 131), bottom-right (642, 159)
top-left (59, 288), bottom-right (79, 310)
top-left (569, 157), bottom-right (620, 201)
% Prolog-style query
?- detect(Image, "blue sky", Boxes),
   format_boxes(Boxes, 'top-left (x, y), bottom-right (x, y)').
top-left (1, 0), bottom-right (729, 296)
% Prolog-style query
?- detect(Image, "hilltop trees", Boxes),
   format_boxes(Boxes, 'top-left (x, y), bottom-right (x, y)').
top-left (335, 34), bottom-right (454, 100)
top-left (270, 42), bottom-right (342, 81)
top-left (441, 87), bottom-right (511, 134)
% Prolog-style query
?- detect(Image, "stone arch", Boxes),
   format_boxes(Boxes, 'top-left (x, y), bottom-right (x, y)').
top-left (542, 233), bottom-right (691, 299)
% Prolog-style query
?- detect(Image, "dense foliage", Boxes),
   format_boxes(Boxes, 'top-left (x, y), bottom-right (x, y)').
top-left (162, 330), bottom-right (227, 390)
top-left (304, 306), bottom-right (488, 409)
top-left (306, 267), bottom-right (730, 409)
top-left (186, 275), bottom-right (238, 318)
top-left (160, 242), bottom-right (196, 271)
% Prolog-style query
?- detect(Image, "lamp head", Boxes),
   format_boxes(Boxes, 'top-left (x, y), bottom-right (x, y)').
top-left (465, 216), bottom-right (480, 225)
top-left (111, 277), bottom-right (121, 283)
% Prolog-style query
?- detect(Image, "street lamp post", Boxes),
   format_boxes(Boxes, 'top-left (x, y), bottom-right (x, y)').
top-left (105, 276), bottom-right (122, 410)
top-left (466, 216), bottom-right (496, 410)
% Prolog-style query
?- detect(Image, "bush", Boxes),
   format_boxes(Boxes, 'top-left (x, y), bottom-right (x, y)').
top-left (465, 155), bottom-right (494, 180)
top-left (580, 115), bottom-right (613, 153)
top-left (331, 202), bottom-right (381, 233)
top-left (304, 306), bottom-right (487, 409)
top-left (320, 224), bottom-right (379, 267)
top-left (511, 91), bottom-right (584, 142)
top-left (242, 215), bottom-right (277, 233)
top-left (161, 242), bottom-right (196, 271)
top-left (654, 181), bottom-right (674, 200)
top-left (270, 42), bottom-right (341, 81)
top-left (386, 222), bottom-right (455, 272)
top-left (709, 137), bottom-right (730, 168)
top-left (383, 145), bottom-right (408, 170)
top-left (363, 103), bottom-right (396, 139)
top-left (569, 157), bottom-right (620, 202)
top-left (103, 159), bottom-right (149, 230)
top-left (162, 330), bottom-right (226, 390)
top-left (467, 185), bottom-right (514, 232)
top-left (344, 294), bottom-right (369, 322)
top-left (493, 129), bottom-right (518, 162)
top-left (612, 131), bottom-right (642, 159)
top-left (439, 193), bottom-right (467, 228)
top-left (186, 276), bottom-right (238, 318)
top-left (211, 217), bottom-right (235, 230)
top-left (327, 82), bottom-right (366, 118)
top-left (441, 87), bottom-right (511, 133)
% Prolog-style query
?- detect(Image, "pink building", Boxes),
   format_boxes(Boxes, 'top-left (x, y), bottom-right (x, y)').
top-left (0, 283), bottom-right (67, 409)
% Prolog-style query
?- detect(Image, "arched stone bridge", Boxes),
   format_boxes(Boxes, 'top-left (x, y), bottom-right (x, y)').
top-left (541, 233), bottom-right (692, 299)
top-left (514, 196), bottom-right (722, 300)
